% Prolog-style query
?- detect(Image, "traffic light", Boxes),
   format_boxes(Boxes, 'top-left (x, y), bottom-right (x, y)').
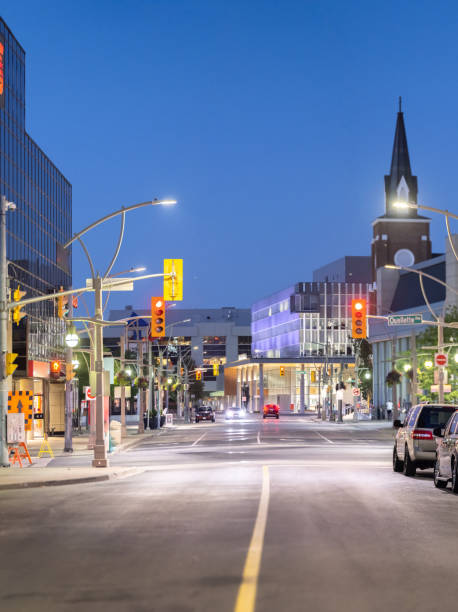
top-left (196, 370), bottom-right (202, 381)
top-left (164, 259), bottom-right (183, 301)
top-left (6, 353), bottom-right (18, 376)
top-left (351, 298), bottom-right (367, 339)
top-left (280, 366), bottom-right (285, 376)
top-left (150, 297), bottom-right (165, 337)
top-left (213, 363), bottom-right (219, 376)
top-left (57, 286), bottom-right (69, 320)
top-left (50, 360), bottom-right (61, 380)
top-left (12, 284), bottom-right (26, 326)
top-left (310, 370), bottom-right (316, 383)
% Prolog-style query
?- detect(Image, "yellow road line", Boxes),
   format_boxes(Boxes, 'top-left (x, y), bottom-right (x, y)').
top-left (234, 465), bottom-right (270, 612)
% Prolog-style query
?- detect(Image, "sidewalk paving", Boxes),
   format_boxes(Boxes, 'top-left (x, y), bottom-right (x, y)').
top-left (0, 423), bottom-right (178, 491)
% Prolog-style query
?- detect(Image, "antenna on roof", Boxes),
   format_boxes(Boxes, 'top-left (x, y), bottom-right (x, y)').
top-left (398, 96), bottom-right (402, 113)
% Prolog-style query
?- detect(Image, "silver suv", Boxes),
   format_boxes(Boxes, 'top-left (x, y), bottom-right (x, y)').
top-left (393, 404), bottom-right (457, 476)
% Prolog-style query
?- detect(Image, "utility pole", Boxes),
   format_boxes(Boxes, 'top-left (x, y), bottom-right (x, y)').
top-left (120, 334), bottom-right (127, 439)
top-left (184, 365), bottom-right (189, 423)
top-left (137, 341), bottom-right (144, 433)
top-left (64, 299), bottom-right (74, 452)
top-left (0, 195), bottom-right (15, 467)
top-left (411, 330), bottom-right (417, 407)
top-left (147, 339), bottom-right (153, 430)
top-left (438, 316), bottom-right (445, 403)
top-left (391, 337), bottom-right (398, 422)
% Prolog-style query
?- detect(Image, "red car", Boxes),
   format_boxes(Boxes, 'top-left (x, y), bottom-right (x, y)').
top-left (263, 404), bottom-right (279, 419)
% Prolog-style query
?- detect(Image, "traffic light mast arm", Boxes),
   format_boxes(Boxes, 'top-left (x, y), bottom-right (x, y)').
top-left (7, 273), bottom-right (167, 310)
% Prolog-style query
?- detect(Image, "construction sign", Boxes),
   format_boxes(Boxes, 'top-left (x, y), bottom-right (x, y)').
top-left (8, 390), bottom-right (33, 431)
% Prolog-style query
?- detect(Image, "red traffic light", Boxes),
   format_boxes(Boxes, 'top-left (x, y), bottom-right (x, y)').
top-left (151, 296), bottom-right (165, 337)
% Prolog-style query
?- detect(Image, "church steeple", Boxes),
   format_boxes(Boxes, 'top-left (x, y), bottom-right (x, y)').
top-left (384, 97), bottom-right (418, 217)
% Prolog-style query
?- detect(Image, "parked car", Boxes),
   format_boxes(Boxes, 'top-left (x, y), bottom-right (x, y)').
top-left (433, 409), bottom-right (458, 492)
top-left (225, 406), bottom-right (246, 420)
top-left (263, 404), bottom-right (279, 419)
top-left (393, 404), bottom-right (457, 476)
top-left (195, 406), bottom-right (215, 423)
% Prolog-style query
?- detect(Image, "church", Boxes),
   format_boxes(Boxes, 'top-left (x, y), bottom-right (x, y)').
top-left (370, 100), bottom-right (456, 412)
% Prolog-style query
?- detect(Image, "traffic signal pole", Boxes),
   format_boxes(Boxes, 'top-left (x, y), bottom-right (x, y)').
top-left (0, 196), bottom-right (14, 467)
top-left (64, 298), bottom-right (74, 452)
top-left (92, 275), bottom-right (108, 467)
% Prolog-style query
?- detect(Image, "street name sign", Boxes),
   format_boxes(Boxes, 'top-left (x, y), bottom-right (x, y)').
top-left (388, 314), bottom-right (422, 326)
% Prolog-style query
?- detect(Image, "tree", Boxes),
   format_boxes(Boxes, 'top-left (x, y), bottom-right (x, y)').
top-left (396, 306), bottom-right (458, 403)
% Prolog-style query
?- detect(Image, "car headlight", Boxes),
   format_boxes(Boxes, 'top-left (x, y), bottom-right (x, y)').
top-left (227, 410), bottom-right (233, 417)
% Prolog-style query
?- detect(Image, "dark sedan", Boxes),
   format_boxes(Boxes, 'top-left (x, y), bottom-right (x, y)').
top-left (195, 406), bottom-right (215, 423)
top-left (434, 409), bottom-right (458, 492)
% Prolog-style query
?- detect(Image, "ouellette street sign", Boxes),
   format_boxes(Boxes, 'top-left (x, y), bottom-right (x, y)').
top-left (387, 314), bottom-right (422, 326)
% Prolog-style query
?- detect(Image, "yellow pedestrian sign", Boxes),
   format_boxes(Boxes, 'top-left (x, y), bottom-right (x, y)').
top-left (164, 259), bottom-right (183, 301)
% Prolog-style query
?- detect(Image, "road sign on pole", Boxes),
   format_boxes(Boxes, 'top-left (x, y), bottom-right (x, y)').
top-left (435, 353), bottom-right (448, 367)
top-left (352, 388), bottom-right (360, 397)
top-left (388, 314), bottom-right (422, 326)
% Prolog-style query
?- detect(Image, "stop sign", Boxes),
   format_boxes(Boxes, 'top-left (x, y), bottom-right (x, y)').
top-left (435, 353), bottom-right (448, 367)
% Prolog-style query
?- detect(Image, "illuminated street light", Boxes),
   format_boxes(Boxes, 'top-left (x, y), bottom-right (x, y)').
top-left (424, 361), bottom-right (433, 369)
top-left (126, 368), bottom-right (132, 377)
top-left (403, 364), bottom-right (412, 372)
top-left (72, 359), bottom-right (80, 369)
top-left (65, 327), bottom-right (79, 348)
top-left (364, 371), bottom-right (371, 380)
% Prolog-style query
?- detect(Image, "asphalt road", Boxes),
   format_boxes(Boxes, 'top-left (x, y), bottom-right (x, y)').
top-left (1, 415), bottom-right (458, 612)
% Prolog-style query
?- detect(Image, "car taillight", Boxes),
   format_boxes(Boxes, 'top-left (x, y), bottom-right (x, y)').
top-left (411, 429), bottom-right (434, 440)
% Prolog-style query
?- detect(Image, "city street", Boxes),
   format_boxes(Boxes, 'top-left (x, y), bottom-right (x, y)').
top-left (1, 416), bottom-right (458, 612)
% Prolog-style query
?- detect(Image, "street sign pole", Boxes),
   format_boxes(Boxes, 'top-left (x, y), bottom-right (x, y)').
top-left (0, 196), bottom-right (13, 467)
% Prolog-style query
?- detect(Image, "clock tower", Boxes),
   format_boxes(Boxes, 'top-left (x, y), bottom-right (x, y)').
top-left (371, 100), bottom-right (431, 281)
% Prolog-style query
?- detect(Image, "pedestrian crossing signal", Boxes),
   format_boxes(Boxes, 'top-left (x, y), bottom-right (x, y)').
top-left (6, 353), bottom-right (18, 376)
top-left (12, 284), bottom-right (27, 326)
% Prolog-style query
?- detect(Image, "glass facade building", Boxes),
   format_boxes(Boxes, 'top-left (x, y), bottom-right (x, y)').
top-left (0, 19), bottom-right (72, 368)
top-left (252, 282), bottom-right (375, 358)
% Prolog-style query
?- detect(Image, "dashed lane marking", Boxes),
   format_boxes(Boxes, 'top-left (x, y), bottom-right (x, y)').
top-left (257, 432), bottom-right (261, 445)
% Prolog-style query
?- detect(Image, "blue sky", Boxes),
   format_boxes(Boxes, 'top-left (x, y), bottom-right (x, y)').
top-left (2, 0), bottom-right (458, 311)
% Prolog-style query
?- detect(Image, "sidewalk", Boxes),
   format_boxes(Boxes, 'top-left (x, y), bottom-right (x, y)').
top-left (0, 423), bottom-right (178, 491)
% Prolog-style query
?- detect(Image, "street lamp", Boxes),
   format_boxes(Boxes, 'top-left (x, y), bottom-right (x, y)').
top-left (424, 360), bottom-right (433, 369)
top-left (384, 263), bottom-right (456, 403)
top-left (63, 198), bottom-right (177, 467)
top-left (403, 364), bottom-right (412, 372)
top-left (65, 327), bottom-right (79, 348)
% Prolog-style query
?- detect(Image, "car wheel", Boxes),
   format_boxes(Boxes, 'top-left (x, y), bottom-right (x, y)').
top-left (195, 418), bottom-right (198, 423)
top-left (403, 446), bottom-right (416, 477)
top-left (263, 415), bottom-right (266, 419)
top-left (393, 446), bottom-right (403, 472)
top-left (434, 456), bottom-right (447, 489)
top-left (276, 414), bottom-right (279, 419)
top-left (212, 418), bottom-right (215, 423)
top-left (451, 461), bottom-right (458, 494)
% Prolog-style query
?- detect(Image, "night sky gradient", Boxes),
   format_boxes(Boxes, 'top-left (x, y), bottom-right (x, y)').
top-left (2, 0), bottom-right (458, 312)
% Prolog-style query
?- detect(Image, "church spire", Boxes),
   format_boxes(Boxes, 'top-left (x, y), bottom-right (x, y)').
top-left (384, 99), bottom-right (418, 216)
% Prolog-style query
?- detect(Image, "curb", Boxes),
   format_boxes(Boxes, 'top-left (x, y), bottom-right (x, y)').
top-left (0, 466), bottom-right (144, 492)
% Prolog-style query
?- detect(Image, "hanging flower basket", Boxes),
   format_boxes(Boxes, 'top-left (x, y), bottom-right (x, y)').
top-left (136, 376), bottom-right (149, 390)
top-left (385, 370), bottom-right (401, 387)
top-left (115, 370), bottom-right (131, 386)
